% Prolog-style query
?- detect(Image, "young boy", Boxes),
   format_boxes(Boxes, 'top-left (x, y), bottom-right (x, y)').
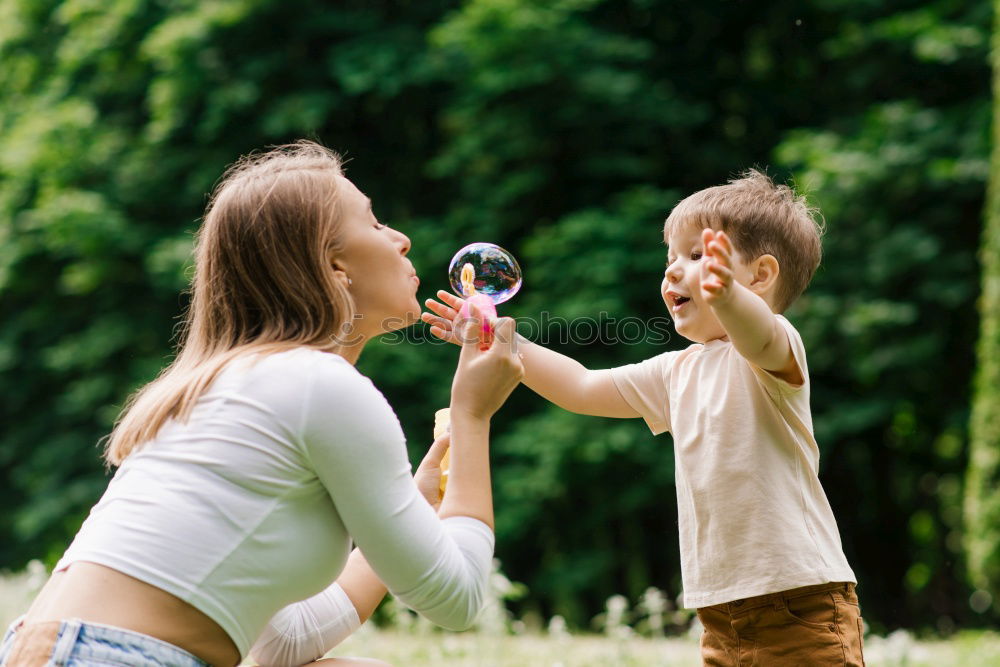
top-left (423, 170), bottom-right (864, 666)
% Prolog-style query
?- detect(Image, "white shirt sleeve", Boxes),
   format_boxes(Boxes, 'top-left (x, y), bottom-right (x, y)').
top-left (746, 314), bottom-right (810, 396)
top-left (248, 582), bottom-right (359, 667)
top-left (610, 351), bottom-right (679, 435)
top-left (298, 355), bottom-right (495, 631)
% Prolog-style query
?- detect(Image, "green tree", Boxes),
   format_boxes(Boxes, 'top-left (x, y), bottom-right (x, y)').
top-left (772, 2), bottom-right (990, 632)
top-left (427, 0), bottom-right (990, 631)
top-left (0, 0), bottom-right (992, 634)
top-left (964, 0), bottom-right (1000, 616)
top-left (0, 0), bottom-right (460, 566)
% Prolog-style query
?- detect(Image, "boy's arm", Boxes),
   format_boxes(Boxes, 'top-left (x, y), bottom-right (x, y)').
top-left (701, 229), bottom-right (803, 385)
top-left (422, 291), bottom-right (638, 418)
top-left (518, 337), bottom-right (638, 417)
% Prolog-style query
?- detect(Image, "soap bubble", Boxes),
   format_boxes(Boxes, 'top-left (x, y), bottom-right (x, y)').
top-left (448, 242), bottom-right (522, 304)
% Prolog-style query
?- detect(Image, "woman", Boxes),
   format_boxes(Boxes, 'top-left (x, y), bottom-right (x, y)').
top-left (1, 142), bottom-right (523, 666)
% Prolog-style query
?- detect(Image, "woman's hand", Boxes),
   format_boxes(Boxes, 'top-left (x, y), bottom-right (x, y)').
top-left (413, 433), bottom-right (450, 510)
top-left (450, 303), bottom-right (523, 421)
top-left (421, 290), bottom-right (466, 345)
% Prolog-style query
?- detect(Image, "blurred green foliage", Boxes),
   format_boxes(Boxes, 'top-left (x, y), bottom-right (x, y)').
top-left (0, 0), bottom-right (993, 633)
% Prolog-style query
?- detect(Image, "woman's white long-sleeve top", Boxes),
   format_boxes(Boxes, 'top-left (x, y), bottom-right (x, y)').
top-left (56, 348), bottom-right (494, 663)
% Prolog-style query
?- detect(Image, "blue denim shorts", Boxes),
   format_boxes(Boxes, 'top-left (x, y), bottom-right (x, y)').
top-left (0, 616), bottom-right (208, 666)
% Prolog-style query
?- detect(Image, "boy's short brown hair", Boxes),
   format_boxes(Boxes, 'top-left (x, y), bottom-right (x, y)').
top-left (664, 169), bottom-right (823, 312)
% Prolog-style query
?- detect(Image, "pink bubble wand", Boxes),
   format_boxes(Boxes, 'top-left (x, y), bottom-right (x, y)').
top-left (457, 262), bottom-right (497, 351)
top-left (437, 243), bottom-right (522, 496)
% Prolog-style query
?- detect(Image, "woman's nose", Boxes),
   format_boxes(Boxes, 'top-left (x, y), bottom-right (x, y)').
top-left (395, 229), bottom-right (411, 255)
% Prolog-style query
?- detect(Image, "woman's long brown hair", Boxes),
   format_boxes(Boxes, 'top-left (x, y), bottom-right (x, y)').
top-left (104, 141), bottom-right (354, 465)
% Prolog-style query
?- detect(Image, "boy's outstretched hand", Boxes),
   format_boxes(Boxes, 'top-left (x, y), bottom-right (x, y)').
top-left (422, 290), bottom-right (466, 345)
top-left (700, 228), bottom-right (736, 307)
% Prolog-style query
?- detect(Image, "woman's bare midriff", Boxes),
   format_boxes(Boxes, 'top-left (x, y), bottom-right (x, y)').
top-left (22, 562), bottom-right (240, 666)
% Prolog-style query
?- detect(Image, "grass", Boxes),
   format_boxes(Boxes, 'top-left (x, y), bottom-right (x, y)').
top-left (3, 562), bottom-right (999, 666)
top-left (326, 626), bottom-right (699, 666)
top-left (321, 625), bottom-right (1000, 667)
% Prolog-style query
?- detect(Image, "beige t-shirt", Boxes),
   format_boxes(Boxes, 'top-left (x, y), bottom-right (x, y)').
top-left (611, 315), bottom-right (855, 608)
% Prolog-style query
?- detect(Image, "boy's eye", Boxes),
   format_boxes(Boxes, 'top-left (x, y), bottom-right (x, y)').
top-left (690, 251), bottom-right (702, 261)
top-left (375, 221), bottom-right (387, 230)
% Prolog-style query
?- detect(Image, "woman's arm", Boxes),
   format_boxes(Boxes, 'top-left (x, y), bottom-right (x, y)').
top-left (336, 431), bottom-right (451, 620)
top-left (438, 313), bottom-right (522, 529)
top-left (250, 435), bottom-right (451, 667)
top-left (248, 571), bottom-right (361, 667)
top-left (300, 312), bottom-right (520, 631)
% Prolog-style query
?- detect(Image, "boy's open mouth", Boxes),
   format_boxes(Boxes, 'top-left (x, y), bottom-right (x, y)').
top-left (665, 290), bottom-right (690, 313)
top-left (668, 294), bottom-right (691, 314)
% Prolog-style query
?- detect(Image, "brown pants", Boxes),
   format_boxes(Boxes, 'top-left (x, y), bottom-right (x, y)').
top-left (697, 582), bottom-right (865, 666)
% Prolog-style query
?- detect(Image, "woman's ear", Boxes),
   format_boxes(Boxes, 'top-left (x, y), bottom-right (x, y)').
top-left (328, 256), bottom-right (352, 288)
top-left (749, 254), bottom-right (780, 302)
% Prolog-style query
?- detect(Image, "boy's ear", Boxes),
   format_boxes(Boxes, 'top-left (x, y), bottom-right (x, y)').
top-left (749, 254), bottom-right (780, 301)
